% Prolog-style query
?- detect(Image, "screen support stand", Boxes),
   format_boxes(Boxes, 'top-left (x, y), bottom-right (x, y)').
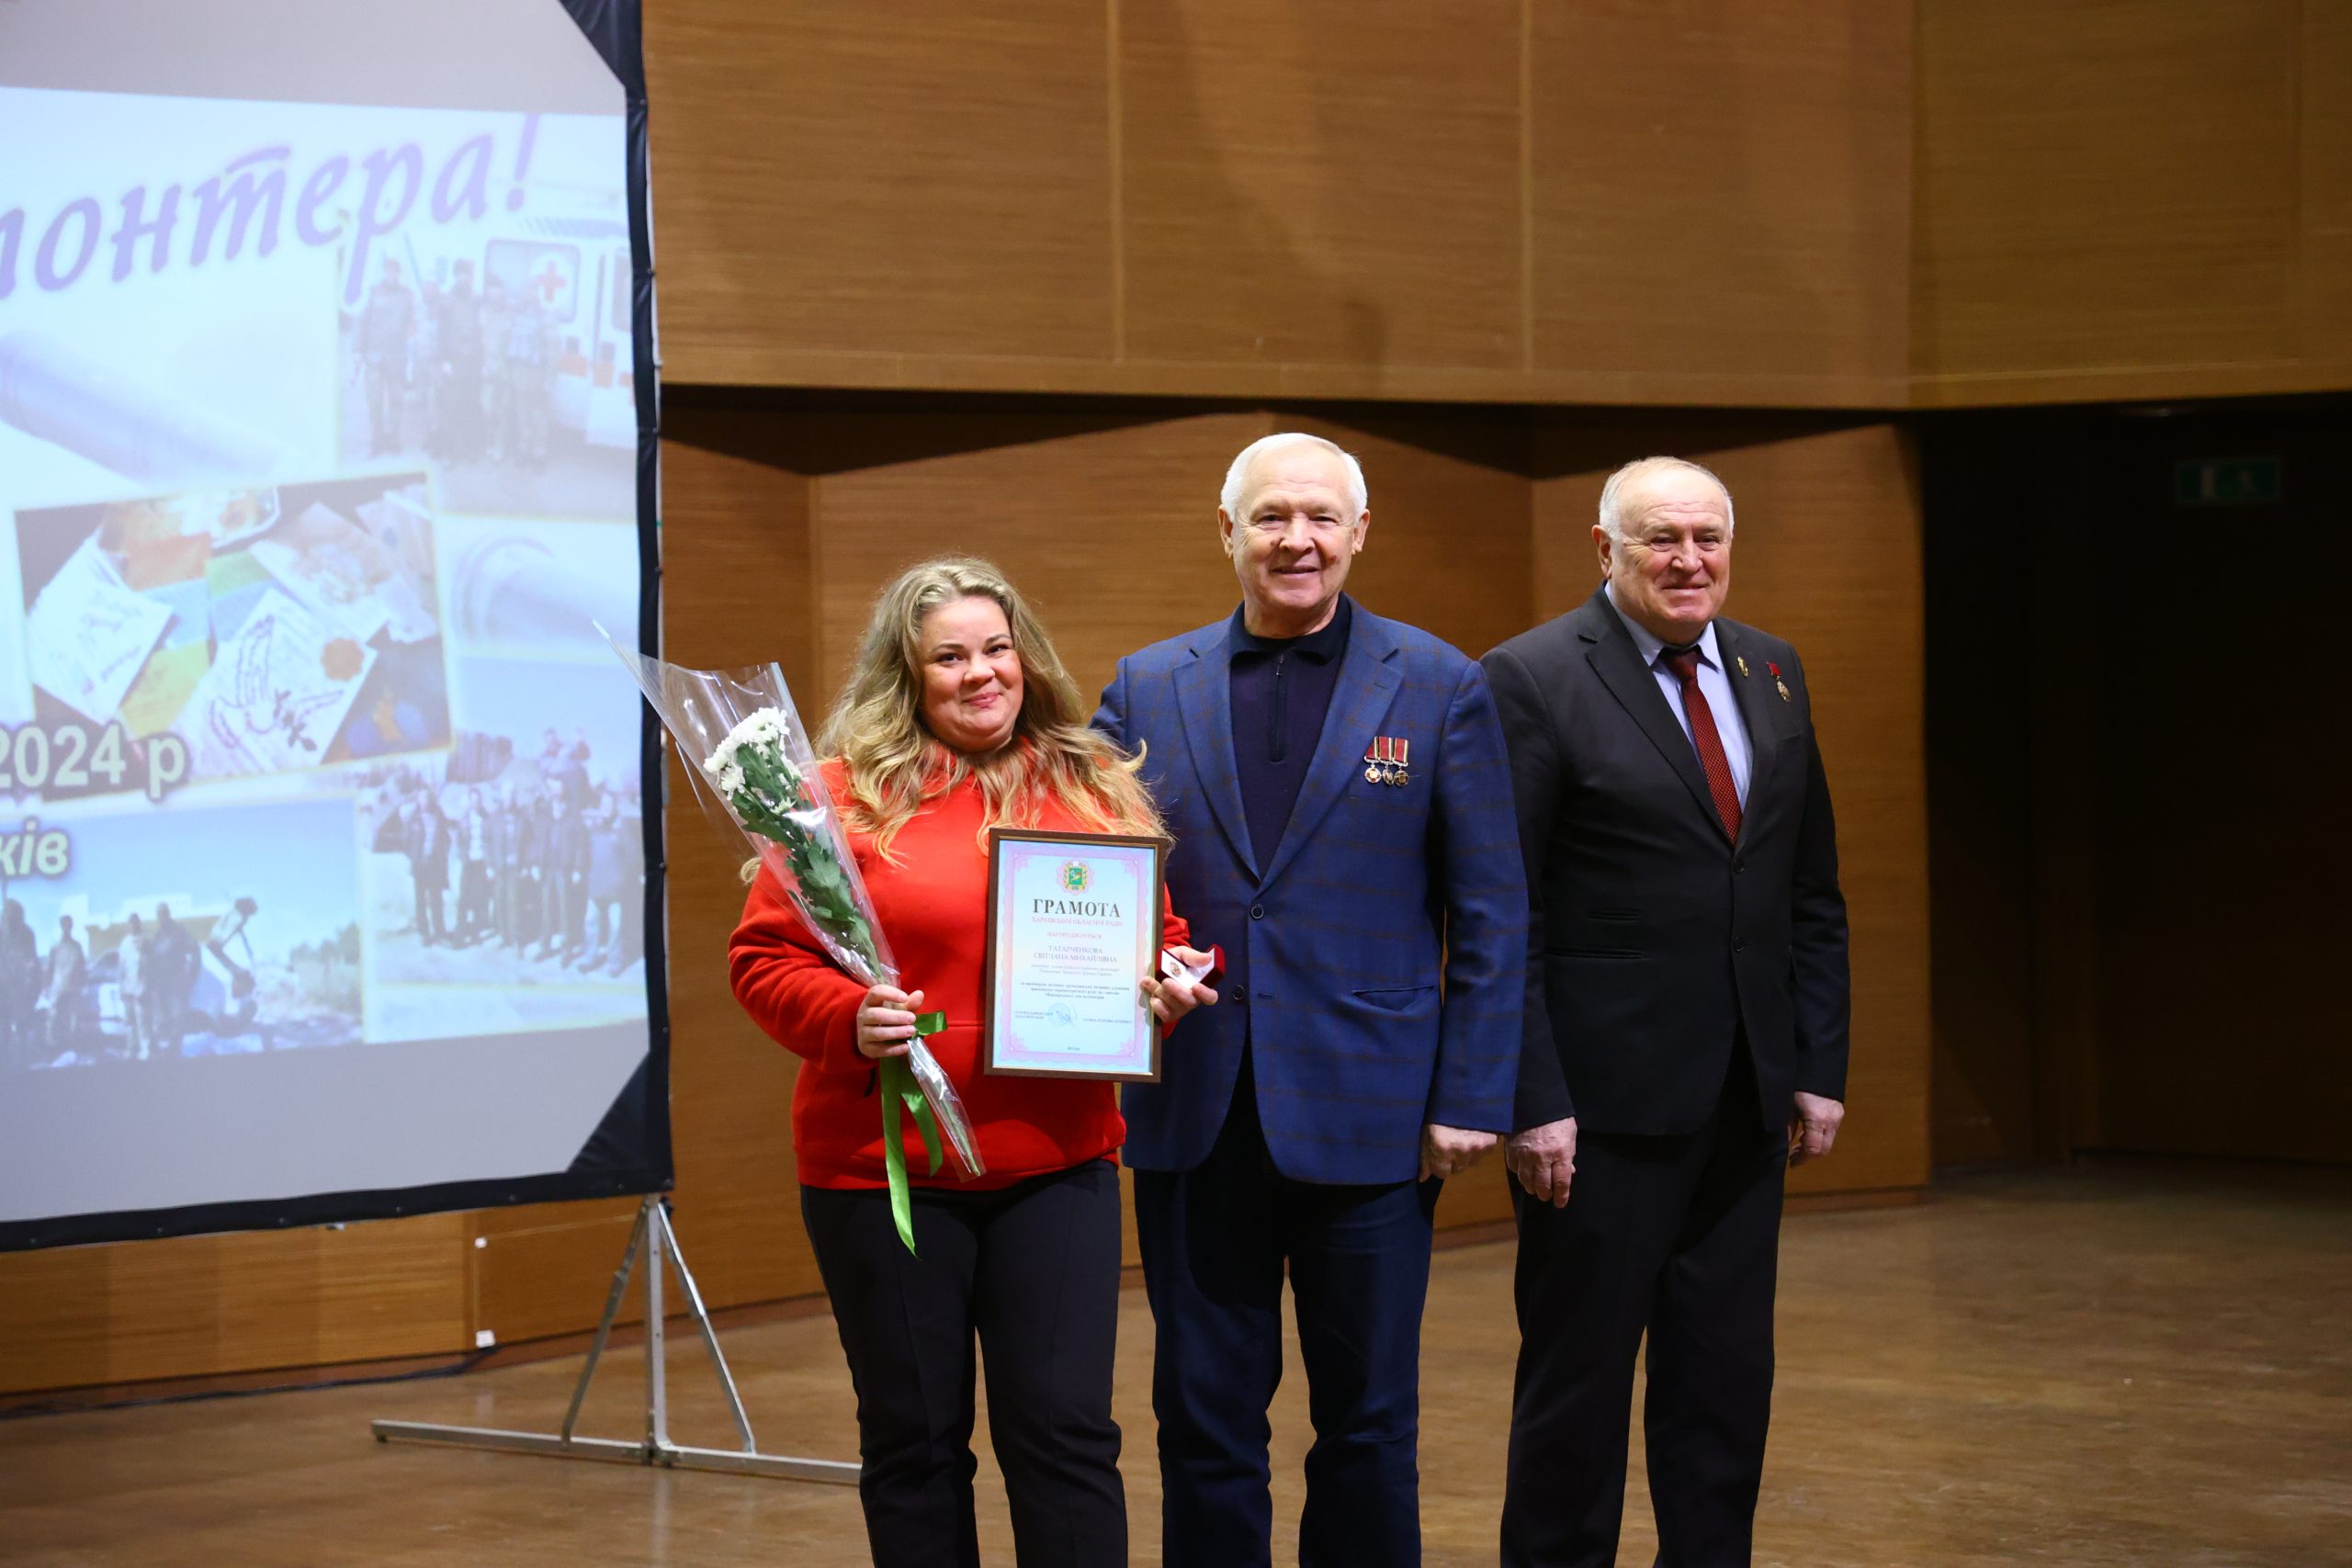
top-left (370, 1194), bottom-right (858, 1484)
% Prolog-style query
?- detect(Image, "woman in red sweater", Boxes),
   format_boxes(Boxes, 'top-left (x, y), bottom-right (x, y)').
top-left (731, 557), bottom-right (1216, 1568)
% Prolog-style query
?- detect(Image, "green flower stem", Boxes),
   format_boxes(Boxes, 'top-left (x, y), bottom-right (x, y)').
top-left (881, 1012), bottom-right (948, 1256)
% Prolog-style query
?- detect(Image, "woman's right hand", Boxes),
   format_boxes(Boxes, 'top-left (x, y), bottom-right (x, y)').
top-left (855, 984), bottom-right (926, 1060)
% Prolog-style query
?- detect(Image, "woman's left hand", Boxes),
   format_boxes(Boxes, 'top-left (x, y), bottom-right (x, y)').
top-left (1143, 945), bottom-right (1220, 1028)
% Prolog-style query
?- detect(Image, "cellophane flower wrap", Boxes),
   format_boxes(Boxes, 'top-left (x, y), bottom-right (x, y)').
top-left (605, 637), bottom-right (982, 1253)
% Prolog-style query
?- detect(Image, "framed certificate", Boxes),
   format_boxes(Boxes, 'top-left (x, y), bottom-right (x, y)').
top-left (981, 827), bottom-right (1170, 1082)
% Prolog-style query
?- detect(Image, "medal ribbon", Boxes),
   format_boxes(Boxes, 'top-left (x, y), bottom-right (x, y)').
top-left (880, 1011), bottom-right (948, 1256)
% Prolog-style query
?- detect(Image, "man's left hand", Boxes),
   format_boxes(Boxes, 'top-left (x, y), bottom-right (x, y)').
top-left (1420, 1122), bottom-right (1499, 1182)
top-left (1788, 1093), bottom-right (1844, 1166)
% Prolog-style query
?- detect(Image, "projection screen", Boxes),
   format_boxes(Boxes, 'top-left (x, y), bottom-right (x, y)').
top-left (0, 0), bottom-right (669, 1250)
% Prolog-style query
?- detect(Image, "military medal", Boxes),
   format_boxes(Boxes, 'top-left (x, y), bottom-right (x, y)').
top-left (1364, 736), bottom-right (1410, 785)
top-left (1769, 660), bottom-right (1791, 703)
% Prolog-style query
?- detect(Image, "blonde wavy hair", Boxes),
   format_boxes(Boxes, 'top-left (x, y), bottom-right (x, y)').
top-left (820, 557), bottom-right (1161, 858)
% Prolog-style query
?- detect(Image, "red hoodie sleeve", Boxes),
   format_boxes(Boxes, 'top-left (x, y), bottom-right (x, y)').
top-left (1158, 887), bottom-right (1198, 1033)
top-left (1159, 887), bottom-right (1191, 953)
top-left (729, 866), bottom-right (868, 1075)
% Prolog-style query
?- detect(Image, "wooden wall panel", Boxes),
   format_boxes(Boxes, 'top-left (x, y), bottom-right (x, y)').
top-left (1118, 0), bottom-right (1524, 374)
top-left (644, 0), bottom-right (1921, 407)
top-left (645, 0), bottom-right (1116, 386)
top-left (471, 1201), bottom-right (639, 1346)
top-left (1532, 421), bottom-right (1932, 1195)
top-left (1528, 1), bottom-right (1913, 403)
top-left (0, 1215), bottom-right (467, 1393)
top-left (1912, 0), bottom-right (2351, 404)
top-left (642, 0), bottom-right (2348, 408)
top-left (656, 411), bottom-right (820, 702)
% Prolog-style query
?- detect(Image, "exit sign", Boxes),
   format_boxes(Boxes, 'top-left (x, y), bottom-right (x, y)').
top-left (2175, 457), bottom-right (2282, 506)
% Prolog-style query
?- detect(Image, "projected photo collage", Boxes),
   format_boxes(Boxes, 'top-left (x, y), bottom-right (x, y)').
top-left (352, 514), bottom-right (649, 1046)
top-left (0, 92), bottom-right (648, 1074)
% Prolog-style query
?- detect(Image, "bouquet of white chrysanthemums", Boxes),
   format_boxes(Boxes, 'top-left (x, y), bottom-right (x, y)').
top-left (701, 708), bottom-right (889, 981)
top-left (605, 637), bottom-right (981, 1253)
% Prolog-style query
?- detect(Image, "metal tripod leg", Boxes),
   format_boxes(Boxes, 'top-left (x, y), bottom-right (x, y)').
top-left (561, 1197), bottom-right (650, 1441)
top-left (650, 1199), bottom-right (758, 1453)
top-left (372, 1195), bottom-right (858, 1484)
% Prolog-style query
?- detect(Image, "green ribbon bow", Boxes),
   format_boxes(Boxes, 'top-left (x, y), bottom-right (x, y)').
top-left (880, 1011), bottom-right (948, 1256)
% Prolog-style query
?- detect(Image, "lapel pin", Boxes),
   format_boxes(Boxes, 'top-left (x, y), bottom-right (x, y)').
top-left (1736, 656), bottom-right (1750, 678)
top-left (1769, 661), bottom-right (1791, 703)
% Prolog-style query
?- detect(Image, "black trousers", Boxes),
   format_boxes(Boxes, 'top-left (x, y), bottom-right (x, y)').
top-left (1501, 1053), bottom-right (1788, 1568)
top-left (801, 1158), bottom-right (1125, 1568)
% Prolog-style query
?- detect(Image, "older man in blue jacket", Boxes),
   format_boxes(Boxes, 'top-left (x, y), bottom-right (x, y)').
top-left (1095, 432), bottom-right (1526, 1568)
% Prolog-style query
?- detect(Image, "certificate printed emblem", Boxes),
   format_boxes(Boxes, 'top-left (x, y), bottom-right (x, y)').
top-left (1060, 861), bottom-right (1091, 893)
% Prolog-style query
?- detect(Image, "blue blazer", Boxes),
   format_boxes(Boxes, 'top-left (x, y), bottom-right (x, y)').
top-left (1094, 599), bottom-right (1527, 1182)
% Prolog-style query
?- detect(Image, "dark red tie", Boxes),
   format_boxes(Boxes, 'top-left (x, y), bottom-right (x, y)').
top-left (1659, 648), bottom-right (1742, 841)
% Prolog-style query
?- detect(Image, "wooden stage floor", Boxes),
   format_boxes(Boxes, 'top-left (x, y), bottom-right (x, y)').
top-left (3, 1161), bottom-right (2346, 1567)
